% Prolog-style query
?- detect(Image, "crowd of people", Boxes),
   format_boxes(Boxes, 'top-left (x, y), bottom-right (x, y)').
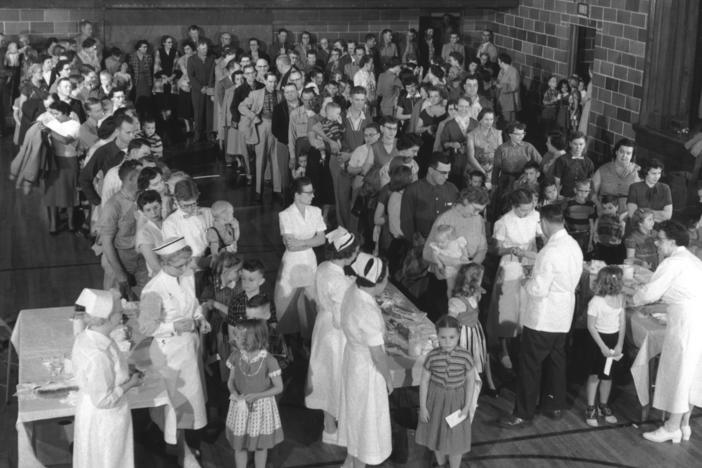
top-left (4, 17), bottom-right (702, 468)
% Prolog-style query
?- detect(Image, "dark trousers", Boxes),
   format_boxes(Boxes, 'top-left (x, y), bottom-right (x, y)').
top-left (421, 272), bottom-right (448, 323)
top-left (191, 90), bottom-right (212, 139)
top-left (515, 326), bottom-right (567, 420)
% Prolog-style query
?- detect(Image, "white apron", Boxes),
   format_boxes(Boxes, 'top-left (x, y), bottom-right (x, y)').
top-left (633, 247), bottom-right (702, 413)
top-left (654, 301), bottom-right (702, 413)
top-left (305, 262), bottom-right (353, 417)
top-left (142, 270), bottom-right (208, 436)
top-left (337, 286), bottom-right (391, 465)
top-left (72, 330), bottom-right (134, 468)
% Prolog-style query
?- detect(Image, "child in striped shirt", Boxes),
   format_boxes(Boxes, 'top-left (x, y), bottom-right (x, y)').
top-left (564, 179), bottom-right (596, 257)
top-left (138, 117), bottom-right (164, 158)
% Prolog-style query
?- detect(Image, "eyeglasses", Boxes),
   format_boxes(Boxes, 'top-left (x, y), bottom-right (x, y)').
top-left (431, 167), bottom-right (450, 176)
top-left (179, 199), bottom-right (199, 209)
top-left (511, 132), bottom-right (526, 137)
top-left (301, 189), bottom-right (315, 195)
top-left (383, 125), bottom-right (398, 131)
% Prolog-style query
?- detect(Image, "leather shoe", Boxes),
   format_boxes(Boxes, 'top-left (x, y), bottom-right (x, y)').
top-left (542, 409), bottom-right (563, 420)
top-left (643, 426), bottom-right (682, 444)
top-left (498, 415), bottom-right (532, 429)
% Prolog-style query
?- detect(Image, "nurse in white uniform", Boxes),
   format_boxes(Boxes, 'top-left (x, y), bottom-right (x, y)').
top-left (139, 237), bottom-right (211, 465)
top-left (338, 253), bottom-right (393, 468)
top-left (72, 288), bottom-right (143, 468)
top-left (305, 227), bottom-right (359, 444)
top-left (274, 176), bottom-right (326, 338)
top-left (630, 221), bottom-right (702, 444)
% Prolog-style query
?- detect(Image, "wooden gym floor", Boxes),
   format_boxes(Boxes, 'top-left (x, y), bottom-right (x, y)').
top-left (0, 134), bottom-right (700, 467)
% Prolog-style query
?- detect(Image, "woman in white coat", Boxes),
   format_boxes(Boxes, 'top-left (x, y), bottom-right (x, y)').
top-left (305, 227), bottom-right (359, 444)
top-left (139, 237), bottom-right (211, 464)
top-left (338, 253), bottom-right (393, 468)
top-left (275, 176), bottom-right (326, 338)
top-left (630, 221), bottom-right (702, 443)
top-left (72, 288), bottom-right (143, 468)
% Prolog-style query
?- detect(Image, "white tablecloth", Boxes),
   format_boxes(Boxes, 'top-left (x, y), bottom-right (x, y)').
top-left (11, 307), bottom-right (172, 468)
top-left (628, 307), bottom-right (667, 406)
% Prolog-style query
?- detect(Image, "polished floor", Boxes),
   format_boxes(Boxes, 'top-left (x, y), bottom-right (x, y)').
top-left (1, 134), bottom-right (701, 468)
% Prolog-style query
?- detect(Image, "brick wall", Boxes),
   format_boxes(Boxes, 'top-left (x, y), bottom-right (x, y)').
top-left (492, 0), bottom-right (649, 162)
top-left (0, 8), bottom-right (99, 37)
top-left (1, 7), bottom-right (496, 54)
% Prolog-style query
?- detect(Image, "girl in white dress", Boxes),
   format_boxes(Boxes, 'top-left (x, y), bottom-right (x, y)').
top-left (305, 227), bottom-right (359, 444)
top-left (338, 253), bottom-right (393, 467)
top-left (274, 177), bottom-right (326, 339)
top-left (488, 188), bottom-right (543, 370)
top-left (72, 288), bottom-right (143, 468)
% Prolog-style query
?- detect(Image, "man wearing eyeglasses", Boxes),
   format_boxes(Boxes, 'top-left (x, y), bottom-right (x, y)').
top-left (254, 58), bottom-right (270, 85)
top-left (492, 121), bottom-right (541, 215)
top-left (400, 152), bottom-right (459, 248)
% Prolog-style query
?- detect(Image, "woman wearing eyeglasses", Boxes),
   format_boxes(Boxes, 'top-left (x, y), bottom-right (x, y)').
top-left (139, 236), bottom-right (211, 465)
top-left (629, 221), bottom-right (702, 444)
top-left (275, 177), bottom-right (327, 341)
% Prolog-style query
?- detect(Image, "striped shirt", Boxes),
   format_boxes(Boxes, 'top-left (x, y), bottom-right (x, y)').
top-left (423, 346), bottom-right (474, 388)
top-left (596, 214), bottom-right (623, 246)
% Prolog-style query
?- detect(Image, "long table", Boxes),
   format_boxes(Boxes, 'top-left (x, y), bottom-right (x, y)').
top-left (11, 307), bottom-right (172, 468)
top-left (383, 283), bottom-right (437, 388)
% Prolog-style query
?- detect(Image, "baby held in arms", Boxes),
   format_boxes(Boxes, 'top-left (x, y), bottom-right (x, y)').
top-left (429, 224), bottom-right (470, 298)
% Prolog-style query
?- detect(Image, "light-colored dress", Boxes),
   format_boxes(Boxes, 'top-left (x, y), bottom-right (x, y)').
top-left (467, 125), bottom-right (502, 184)
top-left (139, 269), bottom-right (207, 441)
top-left (72, 329), bottom-right (134, 468)
top-left (274, 203), bottom-right (326, 336)
top-left (305, 261), bottom-right (354, 417)
top-left (489, 209), bottom-right (542, 341)
top-left (632, 247), bottom-right (702, 413)
top-left (337, 285), bottom-right (391, 465)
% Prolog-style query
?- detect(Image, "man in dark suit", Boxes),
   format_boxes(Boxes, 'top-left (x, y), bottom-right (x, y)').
top-left (272, 83), bottom-right (300, 200)
top-left (187, 40), bottom-right (215, 141)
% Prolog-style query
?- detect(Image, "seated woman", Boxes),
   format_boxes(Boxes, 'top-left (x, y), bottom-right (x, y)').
top-left (626, 158), bottom-right (672, 224)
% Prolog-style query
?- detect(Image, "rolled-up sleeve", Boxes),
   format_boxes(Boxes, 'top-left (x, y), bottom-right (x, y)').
top-left (138, 291), bottom-right (174, 336)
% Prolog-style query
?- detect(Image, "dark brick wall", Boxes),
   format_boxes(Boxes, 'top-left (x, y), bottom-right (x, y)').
top-left (492, 0), bottom-right (649, 161)
top-left (1, 7), bottom-right (495, 54)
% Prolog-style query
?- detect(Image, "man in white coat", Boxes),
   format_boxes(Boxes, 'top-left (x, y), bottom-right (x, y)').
top-left (500, 203), bottom-right (583, 428)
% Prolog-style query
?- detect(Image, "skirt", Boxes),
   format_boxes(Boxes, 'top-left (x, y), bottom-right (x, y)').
top-left (43, 156), bottom-right (79, 208)
top-left (226, 126), bottom-right (247, 156)
top-left (415, 381), bottom-right (472, 455)
top-left (585, 331), bottom-right (619, 380)
top-left (225, 396), bottom-right (284, 451)
top-left (460, 324), bottom-right (487, 374)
